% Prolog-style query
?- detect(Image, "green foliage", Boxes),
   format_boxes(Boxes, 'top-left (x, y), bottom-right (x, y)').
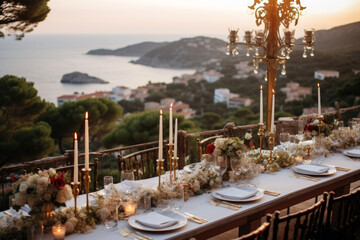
top-left (118, 99), bottom-right (144, 113)
top-left (200, 112), bottom-right (221, 130)
top-left (38, 98), bottom-right (123, 153)
top-left (0, 0), bottom-right (50, 39)
top-left (0, 75), bottom-right (53, 166)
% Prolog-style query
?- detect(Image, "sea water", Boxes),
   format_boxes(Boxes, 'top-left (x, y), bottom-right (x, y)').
top-left (0, 34), bottom-right (196, 105)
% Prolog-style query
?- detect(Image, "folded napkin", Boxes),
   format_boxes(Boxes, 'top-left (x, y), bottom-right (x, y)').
top-left (344, 149), bottom-right (360, 157)
top-left (135, 212), bottom-right (178, 229)
top-left (294, 164), bottom-right (330, 175)
top-left (216, 187), bottom-right (258, 200)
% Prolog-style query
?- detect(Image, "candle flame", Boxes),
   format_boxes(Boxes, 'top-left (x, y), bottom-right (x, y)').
top-left (160, 110), bottom-right (162, 115)
top-left (260, 85), bottom-right (263, 90)
top-left (170, 102), bottom-right (173, 108)
top-left (317, 83), bottom-right (320, 88)
top-left (85, 111), bottom-right (88, 120)
top-left (272, 89), bottom-right (275, 94)
top-left (74, 132), bottom-right (77, 140)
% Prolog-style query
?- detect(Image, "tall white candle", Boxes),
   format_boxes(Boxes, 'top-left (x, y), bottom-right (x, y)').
top-left (85, 112), bottom-right (89, 170)
top-left (169, 103), bottom-right (173, 145)
top-left (317, 83), bottom-right (321, 117)
top-left (260, 85), bottom-right (263, 124)
top-left (158, 110), bottom-right (163, 159)
top-left (174, 118), bottom-right (178, 158)
top-left (74, 132), bottom-right (78, 183)
top-left (271, 89), bottom-right (275, 133)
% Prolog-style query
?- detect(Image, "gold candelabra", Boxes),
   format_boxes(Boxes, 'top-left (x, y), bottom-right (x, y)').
top-left (173, 156), bottom-right (179, 181)
top-left (318, 116), bottom-right (323, 136)
top-left (226, 0), bottom-right (315, 131)
top-left (268, 132), bottom-right (275, 164)
top-left (156, 158), bottom-right (164, 190)
top-left (82, 168), bottom-right (91, 212)
top-left (167, 143), bottom-right (174, 183)
top-left (258, 123), bottom-right (264, 154)
top-left (71, 182), bottom-right (80, 214)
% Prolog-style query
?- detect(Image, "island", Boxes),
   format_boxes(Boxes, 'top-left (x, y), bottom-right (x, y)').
top-left (60, 72), bottom-right (109, 84)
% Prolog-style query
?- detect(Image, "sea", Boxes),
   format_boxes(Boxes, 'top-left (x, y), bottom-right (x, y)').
top-left (0, 34), bottom-right (212, 105)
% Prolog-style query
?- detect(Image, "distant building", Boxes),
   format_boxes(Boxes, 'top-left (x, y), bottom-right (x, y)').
top-left (213, 88), bottom-right (251, 108)
top-left (314, 70), bottom-right (339, 80)
top-left (144, 102), bottom-right (161, 110)
top-left (228, 97), bottom-right (252, 108)
top-left (203, 69), bottom-right (224, 83)
top-left (144, 98), bottom-right (196, 119)
top-left (112, 86), bottom-right (131, 96)
top-left (173, 101), bottom-right (196, 119)
top-left (131, 87), bottom-right (149, 102)
top-left (303, 107), bottom-right (336, 115)
top-left (57, 94), bottom-right (79, 106)
top-left (173, 73), bottom-right (204, 85)
top-left (160, 98), bottom-right (175, 107)
top-left (280, 82), bottom-right (312, 103)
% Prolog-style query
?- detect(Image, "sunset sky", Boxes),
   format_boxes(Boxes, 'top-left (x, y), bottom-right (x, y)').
top-left (34, 0), bottom-right (360, 36)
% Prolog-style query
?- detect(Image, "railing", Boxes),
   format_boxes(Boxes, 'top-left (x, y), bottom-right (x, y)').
top-left (0, 105), bottom-right (359, 210)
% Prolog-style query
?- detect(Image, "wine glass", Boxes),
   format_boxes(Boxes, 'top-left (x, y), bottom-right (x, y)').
top-left (280, 133), bottom-right (290, 151)
top-left (121, 170), bottom-right (135, 194)
top-left (213, 156), bottom-right (228, 184)
top-left (169, 183), bottom-right (184, 211)
top-left (103, 176), bottom-right (113, 195)
top-left (230, 157), bottom-right (242, 180)
top-left (313, 136), bottom-right (324, 164)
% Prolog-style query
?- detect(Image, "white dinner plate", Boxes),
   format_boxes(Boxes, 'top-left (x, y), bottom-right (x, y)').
top-left (292, 164), bottom-right (336, 176)
top-left (212, 187), bottom-right (264, 202)
top-left (128, 211), bottom-right (187, 232)
top-left (343, 149), bottom-right (360, 158)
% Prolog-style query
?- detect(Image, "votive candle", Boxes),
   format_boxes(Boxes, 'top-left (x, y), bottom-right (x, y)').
top-left (52, 224), bottom-right (66, 240)
top-left (84, 112), bottom-right (89, 170)
top-left (124, 202), bottom-right (136, 215)
top-left (74, 132), bottom-right (78, 183)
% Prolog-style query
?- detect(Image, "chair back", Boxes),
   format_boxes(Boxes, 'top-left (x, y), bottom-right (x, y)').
top-left (325, 189), bottom-right (360, 240)
top-left (235, 214), bottom-right (271, 240)
top-left (197, 135), bottom-right (223, 159)
top-left (272, 192), bottom-right (328, 240)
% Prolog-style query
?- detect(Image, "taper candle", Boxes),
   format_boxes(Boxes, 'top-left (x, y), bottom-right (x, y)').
top-left (85, 111), bottom-right (89, 170)
top-left (317, 83), bottom-right (321, 117)
top-left (260, 85), bottom-right (263, 124)
top-left (158, 110), bottom-right (163, 159)
top-left (169, 103), bottom-right (173, 145)
top-left (271, 89), bottom-right (275, 133)
top-left (74, 132), bottom-right (78, 183)
top-left (174, 118), bottom-right (178, 158)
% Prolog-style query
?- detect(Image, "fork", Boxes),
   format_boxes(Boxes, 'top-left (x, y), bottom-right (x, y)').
top-left (290, 173), bottom-right (320, 182)
top-left (119, 228), bottom-right (143, 240)
top-left (123, 227), bottom-right (150, 240)
top-left (208, 198), bottom-right (241, 210)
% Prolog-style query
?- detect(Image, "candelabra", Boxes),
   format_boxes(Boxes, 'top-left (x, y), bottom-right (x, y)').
top-left (156, 158), bottom-right (164, 190)
top-left (258, 123), bottom-right (264, 154)
top-left (317, 116), bottom-right (323, 136)
top-left (167, 143), bottom-right (174, 183)
top-left (268, 132), bottom-right (275, 164)
top-left (226, 0), bottom-right (315, 131)
top-left (173, 156), bottom-right (179, 181)
top-left (82, 168), bottom-right (91, 212)
top-left (71, 182), bottom-right (80, 214)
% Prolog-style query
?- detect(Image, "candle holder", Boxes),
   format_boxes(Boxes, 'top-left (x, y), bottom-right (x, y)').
top-left (173, 156), bottom-right (179, 181)
top-left (156, 158), bottom-right (164, 191)
top-left (258, 123), bottom-right (264, 154)
top-left (317, 116), bottom-right (323, 136)
top-left (305, 145), bottom-right (312, 164)
top-left (82, 168), bottom-right (91, 212)
top-left (71, 182), bottom-right (80, 214)
top-left (167, 143), bottom-right (174, 183)
top-left (268, 132), bottom-right (275, 164)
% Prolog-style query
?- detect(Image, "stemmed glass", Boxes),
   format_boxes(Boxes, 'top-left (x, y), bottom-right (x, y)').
top-left (121, 170), bottom-right (135, 194)
top-left (313, 136), bottom-right (325, 164)
top-left (280, 133), bottom-right (290, 151)
top-left (213, 156), bottom-right (228, 184)
top-left (103, 176), bottom-right (113, 195)
top-left (230, 156), bottom-right (242, 184)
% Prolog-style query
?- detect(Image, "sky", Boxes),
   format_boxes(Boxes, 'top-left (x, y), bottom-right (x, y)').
top-left (33, 0), bottom-right (360, 37)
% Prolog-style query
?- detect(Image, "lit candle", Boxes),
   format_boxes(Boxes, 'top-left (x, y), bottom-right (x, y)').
top-left (169, 103), bottom-right (173, 145)
top-left (317, 83), bottom-right (321, 117)
top-left (52, 224), bottom-right (66, 240)
top-left (85, 111), bottom-right (89, 170)
top-left (124, 202), bottom-right (136, 215)
top-left (74, 132), bottom-right (78, 183)
top-left (158, 110), bottom-right (163, 159)
top-left (174, 118), bottom-right (178, 158)
top-left (260, 85), bottom-right (263, 124)
top-left (271, 89), bottom-right (275, 133)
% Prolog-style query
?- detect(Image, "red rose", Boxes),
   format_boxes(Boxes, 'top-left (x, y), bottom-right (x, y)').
top-left (50, 175), bottom-right (66, 189)
top-left (308, 125), bottom-right (314, 132)
top-left (206, 143), bottom-right (215, 155)
top-left (323, 119), bottom-right (329, 124)
top-left (249, 141), bottom-right (254, 148)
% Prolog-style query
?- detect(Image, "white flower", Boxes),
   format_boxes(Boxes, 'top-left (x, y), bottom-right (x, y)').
top-left (245, 133), bottom-right (252, 140)
top-left (213, 148), bottom-right (221, 156)
top-left (37, 177), bottom-right (48, 187)
top-left (209, 180), bottom-right (214, 187)
top-left (56, 185), bottom-right (73, 203)
top-left (48, 168), bottom-right (56, 177)
top-left (192, 180), bottom-right (200, 192)
top-left (19, 182), bottom-right (28, 193)
top-left (14, 192), bottom-right (27, 206)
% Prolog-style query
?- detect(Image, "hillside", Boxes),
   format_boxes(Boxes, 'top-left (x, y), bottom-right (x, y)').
top-left (86, 41), bottom-right (168, 57)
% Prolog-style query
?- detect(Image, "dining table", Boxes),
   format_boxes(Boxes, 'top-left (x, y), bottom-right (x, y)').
top-left (2, 150), bottom-right (360, 240)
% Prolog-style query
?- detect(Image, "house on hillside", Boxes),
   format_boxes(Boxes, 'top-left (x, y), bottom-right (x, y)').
top-left (214, 88), bottom-right (251, 108)
top-left (57, 94), bottom-right (79, 106)
top-left (280, 82), bottom-right (312, 103)
top-left (228, 97), bottom-right (252, 108)
top-left (203, 69), bottom-right (223, 83)
top-left (314, 70), bottom-right (339, 80)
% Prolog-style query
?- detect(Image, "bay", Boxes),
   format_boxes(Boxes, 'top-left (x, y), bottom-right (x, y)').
top-left (0, 34), bottom-right (196, 105)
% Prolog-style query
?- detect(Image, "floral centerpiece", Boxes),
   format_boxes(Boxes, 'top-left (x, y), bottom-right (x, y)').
top-left (12, 168), bottom-right (73, 218)
top-left (213, 133), bottom-right (253, 158)
top-left (303, 118), bottom-right (333, 140)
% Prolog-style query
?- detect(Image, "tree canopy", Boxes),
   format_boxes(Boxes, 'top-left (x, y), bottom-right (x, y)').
top-left (0, 0), bottom-right (50, 39)
top-left (0, 75), bottom-right (53, 166)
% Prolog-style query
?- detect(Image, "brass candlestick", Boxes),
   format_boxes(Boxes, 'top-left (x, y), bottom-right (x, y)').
top-left (268, 132), bottom-right (275, 164)
top-left (156, 158), bottom-right (164, 191)
top-left (82, 168), bottom-right (91, 212)
top-left (167, 143), bottom-right (174, 183)
top-left (71, 182), bottom-right (80, 214)
top-left (317, 116), bottom-right (323, 136)
top-left (258, 123), bottom-right (264, 154)
top-left (173, 156), bottom-right (179, 181)
top-left (305, 145), bottom-right (312, 164)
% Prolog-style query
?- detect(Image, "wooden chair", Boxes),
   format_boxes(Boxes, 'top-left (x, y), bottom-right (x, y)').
top-left (271, 192), bottom-right (328, 240)
top-left (197, 135), bottom-right (222, 159)
top-left (234, 214), bottom-right (272, 240)
top-left (55, 158), bottom-right (98, 193)
top-left (324, 189), bottom-right (360, 240)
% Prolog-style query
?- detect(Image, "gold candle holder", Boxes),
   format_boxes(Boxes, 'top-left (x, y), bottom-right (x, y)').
top-left (317, 116), bottom-right (323, 136)
top-left (268, 132), bottom-right (275, 164)
top-left (156, 159), bottom-right (164, 191)
top-left (173, 156), bottom-right (179, 181)
top-left (71, 182), bottom-right (80, 214)
top-left (167, 143), bottom-right (174, 183)
top-left (82, 168), bottom-right (91, 212)
top-left (305, 145), bottom-right (312, 164)
top-left (258, 123), bottom-right (264, 154)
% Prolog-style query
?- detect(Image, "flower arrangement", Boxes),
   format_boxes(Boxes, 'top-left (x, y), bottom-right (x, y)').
top-left (213, 133), bottom-right (253, 158)
top-left (12, 168), bottom-right (73, 217)
top-left (180, 166), bottom-right (221, 194)
top-left (303, 118), bottom-right (333, 140)
top-left (205, 142), bottom-right (215, 155)
top-left (249, 150), bottom-right (296, 172)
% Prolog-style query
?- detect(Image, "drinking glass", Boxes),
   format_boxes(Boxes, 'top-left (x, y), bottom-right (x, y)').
top-left (230, 157), bottom-right (242, 177)
top-left (213, 156), bottom-right (228, 183)
top-left (103, 176), bottom-right (113, 195)
top-left (313, 136), bottom-right (325, 164)
top-left (280, 132), bottom-right (290, 151)
top-left (169, 183), bottom-right (184, 211)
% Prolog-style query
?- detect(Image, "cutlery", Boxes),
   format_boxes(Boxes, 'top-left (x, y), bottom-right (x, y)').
top-left (290, 173), bottom-right (320, 182)
top-left (174, 211), bottom-right (204, 224)
top-left (334, 166), bottom-right (351, 172)
top-left (208, 198), bottom-right (241, 210)
top-left (135, 231), bottom-right (153, 240)
top-left (263, 190), bottom-right (280, 196)
top-left (123, 227), bottom-right (151, 240)
top-left (184, 212), bottom-right (208, 223)
top-left (119, 227), bottom-right (144, 240)
top-left (3, 211), bottom-right (12, 217)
